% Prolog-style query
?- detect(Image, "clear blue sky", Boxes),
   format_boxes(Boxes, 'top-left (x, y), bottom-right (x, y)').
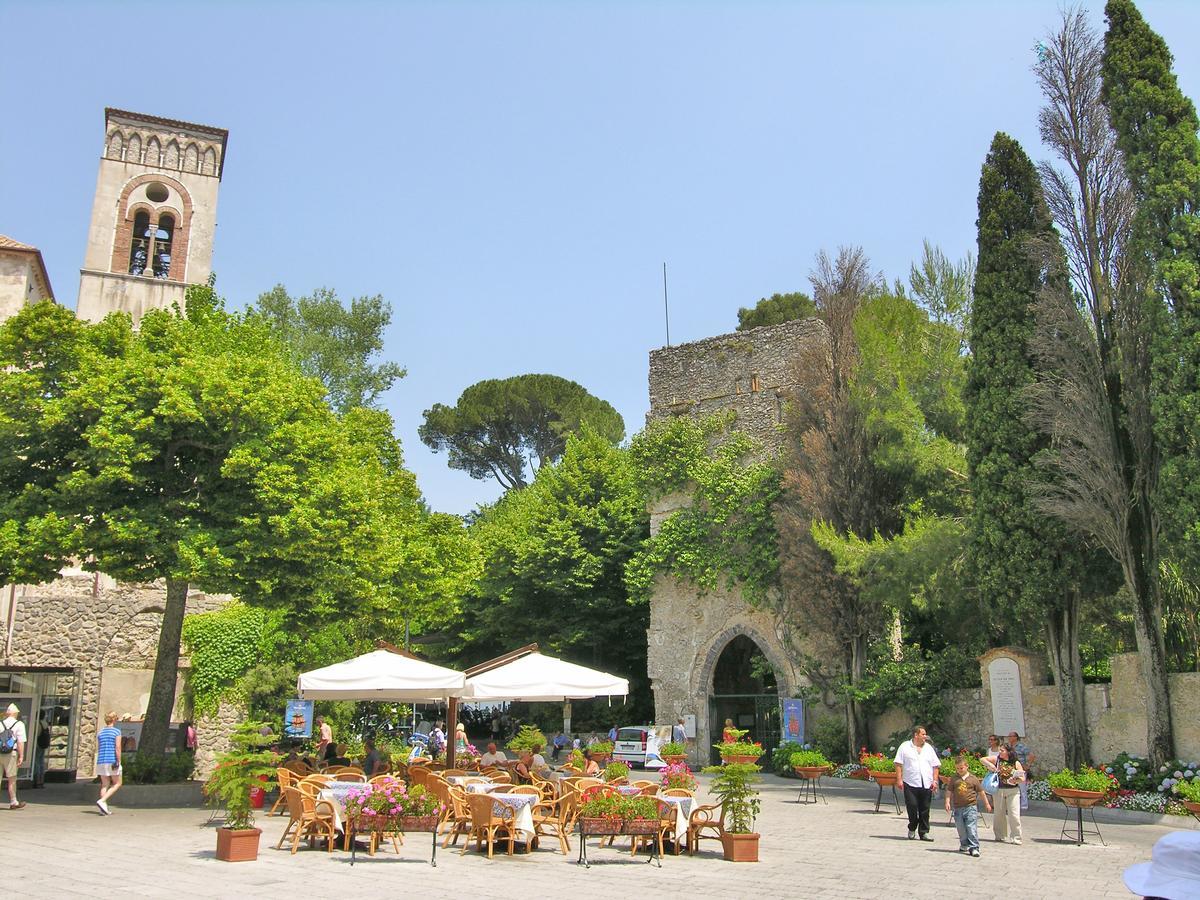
top-left (4, 1), bottom-right (1198, 515)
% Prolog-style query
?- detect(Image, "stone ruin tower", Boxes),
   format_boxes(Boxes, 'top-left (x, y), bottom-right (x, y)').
top-left (644, 317), bottom-right (828, 763)
top-left (76, 108), bottom-right (227, 323)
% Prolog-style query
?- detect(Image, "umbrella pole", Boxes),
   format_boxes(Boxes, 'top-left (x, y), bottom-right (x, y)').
top-left (446, 696), bottom-right (458, 769)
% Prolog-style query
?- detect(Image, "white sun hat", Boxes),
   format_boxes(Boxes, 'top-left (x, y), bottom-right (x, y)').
top-left (1122, 831), bottom-right (1200, 899)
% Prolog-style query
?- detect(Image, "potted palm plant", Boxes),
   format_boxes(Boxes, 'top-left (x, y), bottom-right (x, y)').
top-left (702, 761), bottom-right (761, 862)
top-left (204, 721), bottom-right (280, 862)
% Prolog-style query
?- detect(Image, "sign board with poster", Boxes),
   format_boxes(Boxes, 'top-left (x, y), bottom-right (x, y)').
top-left (781, 698), bottom-right (805, 744)
top-left (682, 714), bottom-right (696, 739)
top-left (284, 699), bottom-right (314, 738)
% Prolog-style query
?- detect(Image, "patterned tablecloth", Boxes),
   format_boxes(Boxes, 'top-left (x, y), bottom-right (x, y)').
top-left (615, 785), bottom-right (645, 797)
top-left (446, 775), bottom-right (492, 787)
top-left (659, 795), bottom-right (694, 837)
top-left (318, 781), bottom-right (366, 833)
top-left (486, 791), bottom-right (536, 837)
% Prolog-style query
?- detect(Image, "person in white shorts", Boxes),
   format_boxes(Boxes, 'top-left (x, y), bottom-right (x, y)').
top-left (0, 703), bottom-right (26, 810)
top-left (94, 711), bottom-right (123, 815)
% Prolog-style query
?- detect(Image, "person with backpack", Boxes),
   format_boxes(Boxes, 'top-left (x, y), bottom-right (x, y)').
top-left (0, 703), bottom-right (27, 810)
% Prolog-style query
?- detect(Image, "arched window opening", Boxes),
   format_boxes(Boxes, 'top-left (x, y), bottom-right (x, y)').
top-left (152, 215), bottom-right (174, 279)
top-left (127, 133), bottom-right (142, 164)
top-left (127, 211), bottom-right (151, 275)
top-left (107, 131), bottom-right (124, 160)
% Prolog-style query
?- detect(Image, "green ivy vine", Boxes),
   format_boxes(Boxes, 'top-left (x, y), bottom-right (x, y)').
top-left (626, 413), bottom-right (781, 605)
top-left (181, 603), bottom-right (267, 717)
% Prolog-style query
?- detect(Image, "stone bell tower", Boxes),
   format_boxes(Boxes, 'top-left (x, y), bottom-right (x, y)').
top-left (76, 108), bottom-right (228, 323)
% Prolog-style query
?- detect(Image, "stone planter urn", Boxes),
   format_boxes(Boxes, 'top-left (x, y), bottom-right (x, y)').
top-left (215, 827), bottom-right (262, 862)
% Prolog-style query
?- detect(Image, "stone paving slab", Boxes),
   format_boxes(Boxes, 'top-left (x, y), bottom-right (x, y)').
top-left (7, 775), bottom-right (1188, 899)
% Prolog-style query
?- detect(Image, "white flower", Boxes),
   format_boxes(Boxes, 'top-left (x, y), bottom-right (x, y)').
top-left (1157, 784), bottom-right (1166, 791)
top-left (1186, 770), bottom-right (1195, 779)
top-left (1160, 765), bottom-right (1168, 772)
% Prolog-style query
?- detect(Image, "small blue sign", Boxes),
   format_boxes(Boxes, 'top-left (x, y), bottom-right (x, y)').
top-left (284, 699), bottom-right (314, 738)
top-left (781, 698), bottom-right (804, 744)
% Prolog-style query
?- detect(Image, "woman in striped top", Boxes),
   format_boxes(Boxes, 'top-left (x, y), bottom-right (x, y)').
top-left (94, 712), bottom-right (122, 815)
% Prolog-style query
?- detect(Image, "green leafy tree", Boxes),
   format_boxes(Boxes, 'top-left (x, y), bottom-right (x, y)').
top-left (420, 374), bottom-right (625, 490)
top-left (965, 133), bottom-right (1098, 767)
top-left (451, 427), bottom-right (650, 718)
top-left (1026, 6), bottom-right (1173, 765)
top-left (0, 288), bottom-right (408, 756)
top-left (252, 285), bottom-right (405, 413)
top-left (908, 240), bottom-right (973, 348)
top-left (736, 292), bottom-right (815, 331)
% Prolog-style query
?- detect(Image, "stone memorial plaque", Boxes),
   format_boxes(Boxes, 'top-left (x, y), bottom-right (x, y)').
top-left (987, 656), bottom-right (1026, 736)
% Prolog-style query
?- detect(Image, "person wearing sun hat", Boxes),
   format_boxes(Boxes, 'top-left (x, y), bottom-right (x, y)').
top-left (1122, 831), bottom-right (1200, 898)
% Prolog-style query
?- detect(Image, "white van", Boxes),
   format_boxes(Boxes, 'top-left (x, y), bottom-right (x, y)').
top-left (612, 725), bottom-right (670, 769)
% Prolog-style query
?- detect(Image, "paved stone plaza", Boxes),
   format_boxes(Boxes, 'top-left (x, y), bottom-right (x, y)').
top-left (11, 775), bottom-right (1194, 899)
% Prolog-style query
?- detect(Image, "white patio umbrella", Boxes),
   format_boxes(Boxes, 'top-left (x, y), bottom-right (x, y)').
top-left (462, 649), bottom-right (628, 703)
top-left (297, 647), bottom-right (466, 702)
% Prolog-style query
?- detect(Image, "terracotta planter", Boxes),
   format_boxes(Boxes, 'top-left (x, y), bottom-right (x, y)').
top-left (849, 769), bottom-right (870, 780)
top-left (624, 818), bottom-right (660, 835)
top-left (792, 765), bottom-right (831, 779)
top-left (399, 814), bottom-right (440, 832)
top-left (579, 816), bottom-right (623, 835)
top-left (1182, 800), bottom-right (1200, 816)
top-left (868, 771), bottom-right (899, 787)
top-left (720, 831), bottom-right (760, 862)
top-left (591, 752), bottom-right (612, 763)
top-left (662, 754), bottom-right (687, 765)
top-left (1051, 787), bottom-right (1106, 808)
top-left (215, 827), bottom-right (261, 862)
top-left (720, 754), bottom-right (762, 766)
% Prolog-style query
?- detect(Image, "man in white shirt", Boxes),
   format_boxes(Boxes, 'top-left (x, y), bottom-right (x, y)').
top-left (1, 703), bottom-right (27, 810)
top-left (480, 742), bottom-right (507, 766)
top-left (893, 725), bottom-right (939, 841)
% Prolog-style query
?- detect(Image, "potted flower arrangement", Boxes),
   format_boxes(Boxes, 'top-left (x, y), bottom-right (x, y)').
top-left (577, 786), bottom-right (624, 834)
top-left (660, 741), bottom-right (688, 764)
top-left (715, 727), bottom-right (763, 765)
top-left (701, 761), bottom-right (761, 862)
top-left (789, 748), bottom-right (833, 780)
top-left (860, 751), bottom-right (898, 787)
top-left (204, 721), bottom-right (281, 862)
top-left (660, 761), bottom-right (698, 792)
top-left (589, 740), bottom-right (614, 763)
top-left (621, 795), bottom-right (662, 835)
top-left (603, 760), bottom-right (630, 783)
top-left (507, 724), bottom-right (547, 756)
top-left (1176, 779), bottom-right (1200, 816)
top-left (1048, 767), bottom-right (1117, 806)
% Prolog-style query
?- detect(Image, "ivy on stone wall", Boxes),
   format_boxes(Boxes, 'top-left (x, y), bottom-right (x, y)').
top-left (181, 603), bottom-right (267, 717)
top-left (626, 413), bottom-right (781, 605)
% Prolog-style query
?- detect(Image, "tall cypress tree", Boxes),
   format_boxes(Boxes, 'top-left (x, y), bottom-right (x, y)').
top-left (965, 133), bottom-right (1092, 768)
top-left (1101, 0), bottom-right (1193, 763)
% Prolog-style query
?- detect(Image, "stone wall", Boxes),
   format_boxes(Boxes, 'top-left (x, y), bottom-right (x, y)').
top-left (194, 699), bottom-right (247, 779)
top-left (869, 649), bottom-right (1200, 770)
top-left (647, 317), bottom-right (828, 454)
top-left (1, 568), bottom-right (229, 777)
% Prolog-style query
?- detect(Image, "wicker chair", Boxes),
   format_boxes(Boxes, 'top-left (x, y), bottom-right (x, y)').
top-left (531, 791), bottom-right (576, 854)
top-left (408, 766), bottom-right (431, 787)
top-left (277, 786), bottom-right (337, 854)
top-left (369, 775), bottom-right (402, 787)
top-left (464, 793), bottom-right (516, 858)
top-left (441, 786), bottom-right (473, 848)
top-left (270, 767), bottom-right (297, 817)
top-left (687, 802), bottom-right (726, 855)
top-left (334, 772), bottom-right (366, 783)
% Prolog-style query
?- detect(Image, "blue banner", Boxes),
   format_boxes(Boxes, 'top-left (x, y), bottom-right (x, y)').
top-left (781, 698), bottom-right (804, 744)
top-left (284, 699), bottom-right (314, 738)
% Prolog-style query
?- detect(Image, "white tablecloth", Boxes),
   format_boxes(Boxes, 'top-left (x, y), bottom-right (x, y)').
top-left (486, 791), bottom-right (536, 838)
top-left (446, 775), bottom-right (492, 787)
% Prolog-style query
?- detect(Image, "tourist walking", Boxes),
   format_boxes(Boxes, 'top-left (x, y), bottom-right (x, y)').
top-left (0, 703), bottom-right (26, 810)
top-left (551, 731), bottom-right (567, 761)
top-left (429, 721), bottom-right (446, 757)
top-left (893, 725), bottom-right (940, 841)
top-left (944, 756), bottom-right (991, 857)
top-left (985, 744), bottom-right (1025, 844)
top-left (94, 711), bottom-right (123, 815)
top-left (1007, 731), bottom-right (1035, 811)
top-left (672, 718), bottom-right (687, 747)
top-left (314, 715), bottom-right (332, 759)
